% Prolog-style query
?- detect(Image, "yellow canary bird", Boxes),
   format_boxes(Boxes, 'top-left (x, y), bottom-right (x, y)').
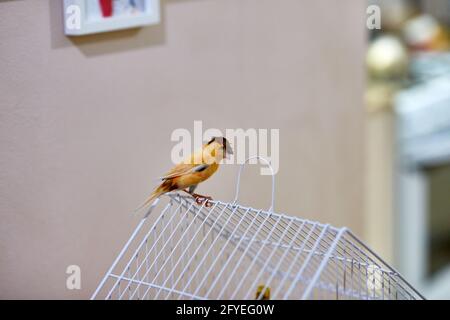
top-left (136, 137), bottom-right (233, 212)
top-left (255, 285), bottom-right (271, 300)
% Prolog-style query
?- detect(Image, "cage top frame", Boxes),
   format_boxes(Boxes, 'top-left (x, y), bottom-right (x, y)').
top-left (91, 156), bottom-right (424, 300)
top-left (91, 193), bottom-right (424, 300)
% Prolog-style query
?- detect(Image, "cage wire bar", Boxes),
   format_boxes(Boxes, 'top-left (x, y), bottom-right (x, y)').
top-left (91, 157), bottom-right (424, 300)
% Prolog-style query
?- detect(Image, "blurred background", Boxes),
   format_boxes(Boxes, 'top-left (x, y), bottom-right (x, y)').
top-left (0, 0), bottom-right (449, 299)
top-left (365, 0), bottom-right (450, 299)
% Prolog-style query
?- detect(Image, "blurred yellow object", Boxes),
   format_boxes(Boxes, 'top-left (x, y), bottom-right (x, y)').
top-left (403, 14), bottom-right (450, 51)
top-left (366, 35), bottom-right (409, 80)
top-left (255, 285), bottom-right (271, 300)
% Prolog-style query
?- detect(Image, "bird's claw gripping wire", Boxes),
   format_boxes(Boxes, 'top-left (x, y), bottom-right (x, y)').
top-left (192, 194), bottom-right (213, 207)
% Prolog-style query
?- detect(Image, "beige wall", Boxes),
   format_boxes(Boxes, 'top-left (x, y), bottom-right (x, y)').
top-left (0, 0), bottom-right (366, 299)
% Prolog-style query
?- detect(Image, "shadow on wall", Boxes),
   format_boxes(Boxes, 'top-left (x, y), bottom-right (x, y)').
top-left (47, 0), bottom-right (191, 57)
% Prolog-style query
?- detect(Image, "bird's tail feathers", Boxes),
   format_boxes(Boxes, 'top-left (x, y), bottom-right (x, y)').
top-left (133, 192), bottom-right (158, 215)
top-left (133, 181), bottom-right (172, 217)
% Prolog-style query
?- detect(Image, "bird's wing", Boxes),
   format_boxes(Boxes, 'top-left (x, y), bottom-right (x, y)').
top-left (159, 163), bottom-right (209, 180)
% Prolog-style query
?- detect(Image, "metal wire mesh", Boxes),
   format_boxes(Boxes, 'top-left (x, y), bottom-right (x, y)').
top-left (91, 194), bottom-right (424, 300)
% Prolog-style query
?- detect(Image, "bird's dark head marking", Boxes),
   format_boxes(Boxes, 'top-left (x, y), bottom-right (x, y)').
top-left (207, 136), bottom-right (233, 155)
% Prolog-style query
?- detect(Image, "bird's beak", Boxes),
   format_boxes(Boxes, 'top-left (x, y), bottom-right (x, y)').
top-left (226, 146), bottom-right (234, 155)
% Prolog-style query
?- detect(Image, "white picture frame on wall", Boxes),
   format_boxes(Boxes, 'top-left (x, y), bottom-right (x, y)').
top-left (64, 0), bottom-right (160, 36)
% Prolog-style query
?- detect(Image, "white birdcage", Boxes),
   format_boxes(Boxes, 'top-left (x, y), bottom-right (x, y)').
top-left (91, 158), bottom-right (424, 300)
